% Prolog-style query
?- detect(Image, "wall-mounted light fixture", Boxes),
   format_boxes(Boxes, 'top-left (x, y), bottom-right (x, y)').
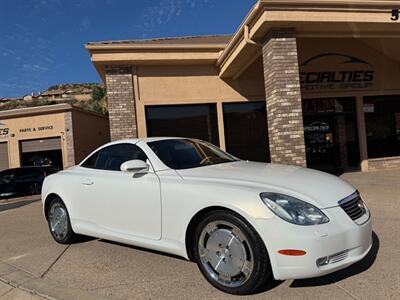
top-left (392, 8), bottom-right (399, 21)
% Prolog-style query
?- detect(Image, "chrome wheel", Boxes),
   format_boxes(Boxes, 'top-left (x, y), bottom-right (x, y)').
top-left (198, 221), bottom-right (254, 288)
top-left (49, 203), bottom-right (68, 240)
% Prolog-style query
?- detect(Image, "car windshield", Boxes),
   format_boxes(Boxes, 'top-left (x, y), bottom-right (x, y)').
top-left (148, 139), bottom-right (238, 170)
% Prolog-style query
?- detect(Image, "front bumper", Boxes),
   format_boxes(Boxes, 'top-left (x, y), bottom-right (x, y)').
top-left (0, 192), bottom-right (17, 199)
top-left (255, 206), bottom-right (372, 280)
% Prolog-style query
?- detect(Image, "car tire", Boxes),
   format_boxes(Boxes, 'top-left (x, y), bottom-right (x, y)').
top-left (29, 182), bottom-right (42, 195)
top-left (47, 197), bottom-right (77, 244)
top-left (193, 210), bottom-right (273, 295)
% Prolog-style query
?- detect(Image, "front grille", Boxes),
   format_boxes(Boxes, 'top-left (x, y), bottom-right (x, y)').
top-left (316, 249), bottom-right (350, 267)
top-left (339, 192), bottom-right (366, 221)
top-left (328, 250), bottom-right (349, 264)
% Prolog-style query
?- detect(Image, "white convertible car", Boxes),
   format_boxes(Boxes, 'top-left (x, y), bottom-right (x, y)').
top-left (42, 137), bottom-right (372, 295)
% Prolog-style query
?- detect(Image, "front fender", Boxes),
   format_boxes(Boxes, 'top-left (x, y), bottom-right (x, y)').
top-left (159, 177), bottom-right (276, 258)
top-left (41, 172), bottom-right (76, 222)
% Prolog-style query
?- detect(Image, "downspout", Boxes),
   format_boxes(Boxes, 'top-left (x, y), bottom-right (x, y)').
top-left (217, 0), bottom-right (262, 67)
top-left (231, 24), bottom-right (262, 80)
top-left (244, 24), bottom-right (261, 47)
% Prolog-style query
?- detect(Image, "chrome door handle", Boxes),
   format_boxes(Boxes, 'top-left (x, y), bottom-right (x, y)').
top-left (82, 178), bottom-right (94, 186)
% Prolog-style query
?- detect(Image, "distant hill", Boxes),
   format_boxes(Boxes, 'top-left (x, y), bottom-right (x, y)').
top-left (46, 82), bottom-right (103, 92)
top-left (0, 83), bottom-right (108, 115)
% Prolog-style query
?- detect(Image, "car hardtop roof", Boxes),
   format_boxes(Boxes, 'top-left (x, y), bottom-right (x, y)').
top-left (106, 137), bottom-right (191, 146)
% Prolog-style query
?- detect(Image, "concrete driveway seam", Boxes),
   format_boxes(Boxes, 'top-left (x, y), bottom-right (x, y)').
top-left (0, 287), bottom-right (13, 298)
top-left (40, 245), bottom-right (70, 279)
top-left (334, 283), bottom-right (360, 300)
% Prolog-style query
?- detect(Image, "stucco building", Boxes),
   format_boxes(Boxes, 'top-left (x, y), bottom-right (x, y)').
top-left (0, 104), bottom-right (110, 171)
top-left (86, 0), bottom-right (400, 173)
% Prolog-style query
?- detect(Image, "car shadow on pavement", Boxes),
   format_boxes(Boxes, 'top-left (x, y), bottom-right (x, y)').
top-left (99, 239), bottom-right (188, 261)
top-left (0, 199), bottom-right (39, 213)
top-left (290, 231), bottom-right (380, 288)
top-left (99, 239), bottom-right (286, 294)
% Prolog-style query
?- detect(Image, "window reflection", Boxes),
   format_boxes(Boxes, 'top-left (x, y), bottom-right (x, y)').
top-left (146, 104), bottom-right (219, 146)
top-left (223, 102), bottom-right (269, 162)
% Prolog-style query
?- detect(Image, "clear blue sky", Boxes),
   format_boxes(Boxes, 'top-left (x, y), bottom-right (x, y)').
top-left (0, 0), bottom-right (255, 98)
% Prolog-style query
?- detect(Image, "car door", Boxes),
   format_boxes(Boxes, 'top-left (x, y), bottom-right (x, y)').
top-left (0, 170), bottom-right (16, 197)
top-left (14, 168), bottom-right (37, 196)
top-left (79, 143), bottom-right (161, 240)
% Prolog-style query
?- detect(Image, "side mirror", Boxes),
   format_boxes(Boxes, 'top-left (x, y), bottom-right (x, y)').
top-left (120, 160), bottom-right (149, 174)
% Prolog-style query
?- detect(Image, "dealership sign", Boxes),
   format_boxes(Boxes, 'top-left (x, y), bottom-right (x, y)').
top-left (19, 125), bottom-right (54, 133)
top-left (299, 53), bottom-right (375, 92)
top-left (304, 122), bottom-right (330, 133)
top-left (0, 123), bottom-right (9, 139)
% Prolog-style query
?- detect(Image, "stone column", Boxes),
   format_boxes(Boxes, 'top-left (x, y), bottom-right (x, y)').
top-left (262, 28), bottom-right (306, 166)
top-left (63, 111), bottom-right (75, 168)
top-left (105, 65), bottom-right (138, 141)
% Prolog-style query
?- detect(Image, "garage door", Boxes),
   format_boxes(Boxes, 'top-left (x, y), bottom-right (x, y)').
top-left (0, 142), bottom-right (9, 171)
top-left (20, 137), bottom-right (61, 153)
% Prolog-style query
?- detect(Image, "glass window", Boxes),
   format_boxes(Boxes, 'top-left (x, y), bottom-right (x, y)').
top-left (15, 168), bottom-right (40, 177)
top-left (81, 144), bottom-right (147, 171)
top-left (364, 95), bottom-right (400, 159)
top-left (148, 139), bottom-right (237, 170)
top-left (302, 97), bottom-right (360, 173)
top-left (146, 104), bottom-right (219, 146)
top-left (223, 102), bottom-right (270, 162)
top-left (81, 151), bottom-right (99, 169)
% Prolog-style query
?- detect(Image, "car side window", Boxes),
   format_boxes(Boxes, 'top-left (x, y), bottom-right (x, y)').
top-left (14, 169), bottom-right (26, 180)
top-left (81, 151), bottom-right (100, 169)
top-left (81, 144), bottom-right (147, 171)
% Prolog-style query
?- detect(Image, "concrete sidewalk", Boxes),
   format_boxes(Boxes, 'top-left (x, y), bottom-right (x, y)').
top-left (0, 285), bottom-right (46, 300)
top-left (0, 170), bottom-right (399, 299)
top-left (1, 280), bottom-right (46, 300)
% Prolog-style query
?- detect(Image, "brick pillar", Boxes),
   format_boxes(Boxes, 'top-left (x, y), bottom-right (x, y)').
top-left (105, 65), bottom-right (138, 141)
top-left (262, 28), bottom-right (306, 166)
top-left (63, 111), bottom-right (75, 168)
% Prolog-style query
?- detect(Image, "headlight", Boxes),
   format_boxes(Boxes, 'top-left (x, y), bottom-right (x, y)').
top-left (260, 192), bottom-right (329, 225)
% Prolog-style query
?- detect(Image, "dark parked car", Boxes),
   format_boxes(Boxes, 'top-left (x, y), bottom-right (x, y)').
top-left (0, 167), bottom-right (58, 199)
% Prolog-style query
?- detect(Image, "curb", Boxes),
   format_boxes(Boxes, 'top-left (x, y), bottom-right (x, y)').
top-left (0, 262), bottom-right (109, 300)
top-left (0, 195), bottom-right (41, 204)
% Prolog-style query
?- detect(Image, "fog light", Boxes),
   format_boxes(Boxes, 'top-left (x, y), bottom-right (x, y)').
top-left (316, 256), bottom-right (329, 267)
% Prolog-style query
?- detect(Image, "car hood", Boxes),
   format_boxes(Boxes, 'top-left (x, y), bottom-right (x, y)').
top-left (176, 161), bottom-right (355, 209)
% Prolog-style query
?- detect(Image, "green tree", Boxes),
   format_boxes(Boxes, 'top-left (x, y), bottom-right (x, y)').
top-left (91, 86), bottom-right (108, 115)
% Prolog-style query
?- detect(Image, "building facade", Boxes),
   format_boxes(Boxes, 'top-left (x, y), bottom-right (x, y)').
top-left (86, 0), bottom-right (400, 173)
top-left (0, 104), bottom-right (110, 171)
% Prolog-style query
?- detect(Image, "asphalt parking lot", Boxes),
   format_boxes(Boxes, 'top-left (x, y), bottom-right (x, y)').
top-left (0, 169), bottom-right (399, 300)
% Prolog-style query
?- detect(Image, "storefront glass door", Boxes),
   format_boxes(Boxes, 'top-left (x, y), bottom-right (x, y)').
top-left (302, 98), bottom-right (360, 174)
top-left (363, 95), bottom-right (400, 159)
